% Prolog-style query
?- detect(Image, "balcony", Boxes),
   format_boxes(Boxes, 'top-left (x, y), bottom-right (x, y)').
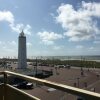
top-left (0, 71), bottom-right (100, 100)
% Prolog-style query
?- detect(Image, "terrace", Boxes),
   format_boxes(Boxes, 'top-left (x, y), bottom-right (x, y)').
top-left (0, 71), bottom-right (100, 100)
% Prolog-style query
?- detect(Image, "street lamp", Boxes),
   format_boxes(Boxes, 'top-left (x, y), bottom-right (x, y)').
top-left (35, 57), bottom-right (38, 75)
top-left (77, 77), bottom-right (80, 88)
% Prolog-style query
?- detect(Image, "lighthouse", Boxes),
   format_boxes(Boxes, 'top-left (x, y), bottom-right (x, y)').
top-left (18, 30), bottom-right (27, 69)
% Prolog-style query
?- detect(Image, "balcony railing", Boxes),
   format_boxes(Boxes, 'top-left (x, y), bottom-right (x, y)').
top-left (0, 71), bottom-right (100, 100)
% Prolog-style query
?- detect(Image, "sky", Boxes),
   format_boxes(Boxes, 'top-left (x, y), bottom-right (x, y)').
top-left (0, 0), bottom-right (100, 57)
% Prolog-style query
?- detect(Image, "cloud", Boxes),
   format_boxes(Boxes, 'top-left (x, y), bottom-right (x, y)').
top-left (8, 41), bottom-right (16, 45)
top-left (37, 31), bottom-right (63, 45)
top-left (0, 41), bottom-right (5, 45)
top-left (0, 41), bottom-right (17, 54)
top-left (53, 46), bottom-right (63, 50)
top-left (10, 23), bottom-right (32, 35)
top-left (4, 48), bottom-right (15, 52)
top-left (0, 10), bottom-right (32, 35)
top-left (55, 1), bottom-right (100, 41)
top-left (0, 41), bottom-right (17, 50)
top-left (10, 23), bottom-right (24, 33)
top-left (0, 11), bottom-right (14, 24)
top-left (0, 41), bottom-right (2, 44)
top-left (89, 46), bottom-right (94, 50)
top-left (76, 45), bottom-right (84, 49)
top-left (93, 41), bottom-right (100, 44)
top-left (27, 42), bottom-right (32, 47)
top-left (24, 25), bottom-right (32, 35)
top-left (42, 40), bottom-right (54, 45)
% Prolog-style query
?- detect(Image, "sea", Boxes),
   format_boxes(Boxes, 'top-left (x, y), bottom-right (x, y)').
top-left (32, 56), bottom-right (100, 62)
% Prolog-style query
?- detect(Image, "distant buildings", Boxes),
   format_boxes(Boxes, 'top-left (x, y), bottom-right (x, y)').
top-left (18, 30), bottom-right (27, 69)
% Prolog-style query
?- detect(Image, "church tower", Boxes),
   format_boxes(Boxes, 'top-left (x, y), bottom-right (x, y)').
top-left (18, 30), bottom-right (27, 69)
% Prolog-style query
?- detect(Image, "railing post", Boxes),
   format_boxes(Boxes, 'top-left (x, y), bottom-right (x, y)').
top-left (4, 72), bottom-right (7, 100)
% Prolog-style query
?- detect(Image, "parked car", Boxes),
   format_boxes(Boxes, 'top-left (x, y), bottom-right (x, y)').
top-left (55, 65), bottom-right (66, 68)
top-left (66, 65), bottom-right (71, 69)
top-left (13, 81), bottom-right (33, 89)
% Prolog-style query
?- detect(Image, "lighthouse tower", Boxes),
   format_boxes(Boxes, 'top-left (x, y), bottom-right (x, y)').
top-left (18, 30), bottom-right (27, 69)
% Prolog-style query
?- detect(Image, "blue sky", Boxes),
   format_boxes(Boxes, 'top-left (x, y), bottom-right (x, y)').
top-left (0, 0), bottom-right (100, 57)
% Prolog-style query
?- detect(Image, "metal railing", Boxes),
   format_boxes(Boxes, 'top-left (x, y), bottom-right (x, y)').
top-left (0, 71), bottom-right (100, 100)
top-left (0, 71), bottom-right (40, 100)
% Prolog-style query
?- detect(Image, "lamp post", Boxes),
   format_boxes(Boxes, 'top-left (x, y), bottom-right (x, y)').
top-left (81, 56), bottom-right (83, 71)
top-left (35, 57), bottom-right (38, 75)
top-left (77, 77), bottom-right (80, 88)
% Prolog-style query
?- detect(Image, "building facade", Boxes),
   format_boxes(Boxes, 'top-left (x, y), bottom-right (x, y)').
top-left (18, 31), bottom-right (27, 69)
